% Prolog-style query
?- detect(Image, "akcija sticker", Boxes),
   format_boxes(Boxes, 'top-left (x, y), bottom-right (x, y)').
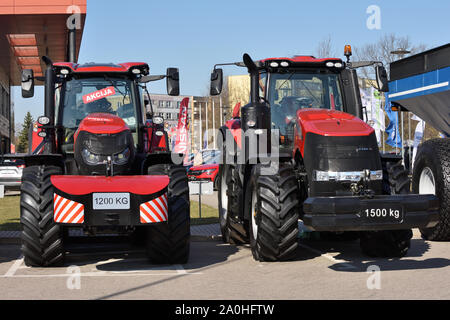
top-left (83, 86), bottom-right (116, 104)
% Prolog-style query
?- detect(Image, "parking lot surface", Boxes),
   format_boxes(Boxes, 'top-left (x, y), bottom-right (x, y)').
top-left (0, 229), bottom-right (449, 300)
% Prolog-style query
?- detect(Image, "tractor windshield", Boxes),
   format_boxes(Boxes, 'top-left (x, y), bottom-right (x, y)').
top-left (58, 77), bottom-right (138, 153)
top-left (60, 77), bottom-right (137, 129)
top-left (269, 72), bottom-right (343, 125)
top-left (268, 71), bottom-right (343, 149)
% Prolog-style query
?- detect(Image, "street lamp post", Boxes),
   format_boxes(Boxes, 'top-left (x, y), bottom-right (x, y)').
top-left (390, 48), bottom-right (411, 161)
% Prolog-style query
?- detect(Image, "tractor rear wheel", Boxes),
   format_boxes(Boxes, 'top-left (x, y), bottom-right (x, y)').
top-left (247, 162), bottom-right (300, 261)
top-left (360, 160), bottom-right (412, 257)
top-left (413, 138), bottom-right (450, 241)
top-left (20, 165), bottom-right (65, 267)
top-left (145, 165), bottom-right (190, 264)
top-left (217, 137), bottom-right (249, 245)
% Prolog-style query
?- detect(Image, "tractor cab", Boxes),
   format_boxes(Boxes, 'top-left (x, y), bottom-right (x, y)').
top-left (21, 58), bottom-right (180, 174)
top-left (258, 56), bottom-right (347, 149)
top-left (211, 49), bottom-right (389, 154)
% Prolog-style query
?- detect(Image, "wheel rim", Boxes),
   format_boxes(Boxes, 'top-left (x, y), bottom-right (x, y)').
top-left (220, 165), bottom-right (228, 222)
top-left (419, 167), bottom-right (436, 195)
top-left (251, 186), bottom-right (258, 240)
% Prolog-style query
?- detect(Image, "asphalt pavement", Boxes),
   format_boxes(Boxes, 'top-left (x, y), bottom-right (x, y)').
top-left (0, 229), bottom-right (449, 300)
top-left (1, 191), bottom-right (449, 300)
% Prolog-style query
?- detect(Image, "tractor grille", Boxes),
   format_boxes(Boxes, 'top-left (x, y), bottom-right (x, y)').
top-left (303, 132), bottom-right (382, 196)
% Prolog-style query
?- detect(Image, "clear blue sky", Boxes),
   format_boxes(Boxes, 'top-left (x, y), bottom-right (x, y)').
top-left (12, 0), bottom-right (450, 125)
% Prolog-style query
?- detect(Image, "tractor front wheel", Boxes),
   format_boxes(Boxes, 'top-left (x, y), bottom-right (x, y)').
top-left (20, 165), bottom-right (65, 267)
top-left (145, 165), bottom-right (190, 264)
top-left (247, 163), bottom-right (300, 261)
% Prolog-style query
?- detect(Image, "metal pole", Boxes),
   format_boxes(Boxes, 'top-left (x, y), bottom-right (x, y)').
top-left (212, 98), bottom-right (216, 149)
top-left (219, 96), bottom-right (223, 127)
top-left (199, 100), bottom-right (202, 151)
top-left (198, 182), bottom-right (202, 219)
top-left (206, 99), bottom-right (208, 149)
top-left (408, 112), bottom-right (412, 172)
top-left (401, 111), bottom-right (404, 160)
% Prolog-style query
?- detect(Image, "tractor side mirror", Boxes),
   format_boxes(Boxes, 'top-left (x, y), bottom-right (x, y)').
top-left (375, 65), bottom-right (389, 92)
top-left (210, 68), bottom-right (223, 96)
top-left (166, 68), bottom-right (180, 96)
top-left (21, 69), bottom-right (35, 98)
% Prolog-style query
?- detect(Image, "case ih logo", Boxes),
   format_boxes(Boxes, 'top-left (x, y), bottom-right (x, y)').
top-left (83, 86), bottom-right (116, 104)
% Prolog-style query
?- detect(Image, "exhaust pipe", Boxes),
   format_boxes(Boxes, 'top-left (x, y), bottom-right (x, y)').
top-left (42, 56), bottom-right (56, 153)
top-left (68, 28), bottom-right (76, 63)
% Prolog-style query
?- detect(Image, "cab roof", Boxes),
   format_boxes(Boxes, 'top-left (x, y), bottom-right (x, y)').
top-left (261, 56), bottom-right (342, 63)
top-left (53, 62), bottom-right (149, 75)
top-left (258, 56), bottom-right (343, 69)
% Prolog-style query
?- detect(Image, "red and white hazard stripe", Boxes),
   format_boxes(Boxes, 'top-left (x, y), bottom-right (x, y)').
top-left (140, 193), bottom-right (168, 223)
top-left (53, 194), bottom-right (85, 224)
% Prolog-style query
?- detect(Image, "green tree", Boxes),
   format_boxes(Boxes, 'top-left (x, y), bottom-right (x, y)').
top-left (17, 112), bottom-right (34, 153)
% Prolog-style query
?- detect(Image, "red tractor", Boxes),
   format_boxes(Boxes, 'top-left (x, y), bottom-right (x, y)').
top-left (210, 47), bottom-right (439, 261)
top-left (17, 56), bottom-right (190, 266)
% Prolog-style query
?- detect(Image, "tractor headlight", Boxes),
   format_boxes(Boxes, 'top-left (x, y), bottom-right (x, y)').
top-left (81, 148), bottom-right (103, 165)
top-left (313, 170), bottom-right (383, 182)
top-left (113, 148), bottom-right (131, 165)
top-left (314, 170), bottom-right (330, 181)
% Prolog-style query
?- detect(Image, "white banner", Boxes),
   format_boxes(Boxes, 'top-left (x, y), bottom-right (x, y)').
top-left (360, 87), bottom-right (385, 145)
top-left (412, 119), bottom-right (425, 168)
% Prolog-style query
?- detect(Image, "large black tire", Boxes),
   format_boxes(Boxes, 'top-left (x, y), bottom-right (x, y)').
top-left (20, 165), bottom-right (65, 267)
top-left (359, 160), bottom-right (412, 257)
top-left (217, 136), bottom-right (249, 245)
top-left (217, 163), bottom-right (231, 243)
top-left (130, 164), bottom-right (169, 245)
top-left (413, 138), bottom-right (450, 241)
top-left (145, 165), bottom-right (190, 264)
top-left (247, 162), bottom-right (299, 261)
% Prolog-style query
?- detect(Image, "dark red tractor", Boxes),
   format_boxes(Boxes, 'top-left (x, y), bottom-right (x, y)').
top-left (210, 47), bottom-right (439, 261)
top-left (17, 56), bottom-right (190, 266)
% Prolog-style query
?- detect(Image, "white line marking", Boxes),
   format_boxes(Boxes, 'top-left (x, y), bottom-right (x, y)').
top-left (4, 256), bottom-right (24, 277)
top-left (5, 259), bottom-right (201, 278)
top-left (298, 243), bottom-right (357, 270)
top-left (388, 81), bottom-right (449, 98)
top-left (174, 264), bottom-right (187, 274)
top-left (0, 271), bottom-right (202, 278)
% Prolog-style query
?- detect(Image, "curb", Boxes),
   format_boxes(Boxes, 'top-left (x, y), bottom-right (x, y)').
top-left (190, 235), bottom-right (222, 242)
top-left (0, 224), bottom-right (223, 244)
top-left (0, 235), bottom-right (222, 245)
top-left (0, 238), bottom-right (21, 244)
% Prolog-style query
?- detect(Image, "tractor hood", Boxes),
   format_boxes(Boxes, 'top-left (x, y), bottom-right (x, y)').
top-left (296, 109), bottom-right (374, 137)
top-left (73, 113), bottom-right (135, 175)
top-left (74, 113), bottom-right (129, 141)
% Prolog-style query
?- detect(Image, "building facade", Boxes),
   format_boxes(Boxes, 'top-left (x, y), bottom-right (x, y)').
top-left (0, 0), bottom-right (86, 154)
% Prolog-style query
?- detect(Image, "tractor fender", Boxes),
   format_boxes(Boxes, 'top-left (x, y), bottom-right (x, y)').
top-left (224, 118), bottom-right (242, 149)
top-left (28, 122), bottom-right (45, 155)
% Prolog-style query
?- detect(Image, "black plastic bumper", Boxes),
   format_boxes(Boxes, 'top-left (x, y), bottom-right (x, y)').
top-left (303, 194), bottom-right (439, 231)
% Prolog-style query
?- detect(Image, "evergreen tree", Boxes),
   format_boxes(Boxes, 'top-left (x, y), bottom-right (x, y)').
top-left (17, 112), bottom-right (34, 153)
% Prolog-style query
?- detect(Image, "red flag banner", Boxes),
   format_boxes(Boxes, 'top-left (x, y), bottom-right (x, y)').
top-left (173, 97), bottom-right (190, 155)
top-left (232, 102), bottom-right (241, 118)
